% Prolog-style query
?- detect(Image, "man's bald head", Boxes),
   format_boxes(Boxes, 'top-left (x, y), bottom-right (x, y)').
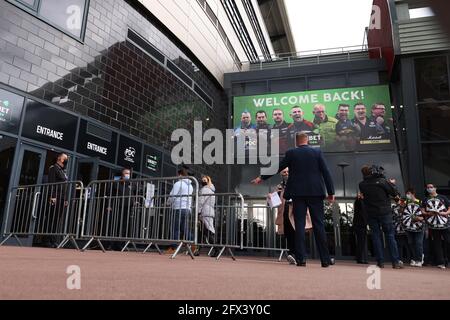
top-left (296, 132), bottom-right (309, 146)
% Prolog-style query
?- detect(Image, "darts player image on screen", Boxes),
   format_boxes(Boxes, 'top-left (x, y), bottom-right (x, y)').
top-left (234, 110), bottom-right (257, 151)
top-left (271, 109), bottom-right (290, 154)
top-left (352, 103), bottom-right (374, 140)
top-left (255, 110), bottom-right (270, 131)
top-left (312, 104), bottom-right (338, 149)
top-left (287, 106), bottom-right (316, 149)
top-left (235, 110), bottom-right (256, 133)
top-left (335, 104), bottom-right (359, 150)
top-left (370, 103), bottom-right (392, 140)
top-left (255, 110), bottom-right (271, 153)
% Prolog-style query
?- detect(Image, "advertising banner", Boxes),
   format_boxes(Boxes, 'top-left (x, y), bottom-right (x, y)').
top-left (233, 85), bottom-right (393, 154)
top-left (0, 88), bottom-right (24, 134)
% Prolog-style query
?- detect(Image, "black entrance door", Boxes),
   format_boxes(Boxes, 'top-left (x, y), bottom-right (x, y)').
top-left (76, 157), bottom-right (112, 186)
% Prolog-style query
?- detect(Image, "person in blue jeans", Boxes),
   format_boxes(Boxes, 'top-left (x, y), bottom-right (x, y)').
top-left (359, 165), bottom-right (403, 269)
top-left (167, 167), bottom-right (194, 254)
top-left (422, 184), bottom-right (450, 269)
top-left (403, 188), bottom-right (425, 267)
top-left (392, 198), bottom-right (411, 263)
top-left (172, 209), bottom-right (192, 241)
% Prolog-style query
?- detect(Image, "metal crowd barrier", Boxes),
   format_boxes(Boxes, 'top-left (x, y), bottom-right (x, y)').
top-left (0, 179), bottom-right (296, 263)
top-left (80, 177), bottom-right (199, 259)
top-left (195, 193), bottom-right (244, 261)
top-left (241, 202), bottom-right (289, 261)
top-left (0, 181), bottom-right (84, 249)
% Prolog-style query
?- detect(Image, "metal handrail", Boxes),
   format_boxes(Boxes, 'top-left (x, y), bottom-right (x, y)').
top-left (239, 45), bottom-right (382, 71)
top-left (31, 192), bottom-right (41, 220)
top-left (256, 44), bottom-right (372, 61)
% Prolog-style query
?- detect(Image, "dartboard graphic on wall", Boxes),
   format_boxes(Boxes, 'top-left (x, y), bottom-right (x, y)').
top-left (402, 204), bottom-right (424, 232)
top-left (425, 198), bottom-right (449, 229)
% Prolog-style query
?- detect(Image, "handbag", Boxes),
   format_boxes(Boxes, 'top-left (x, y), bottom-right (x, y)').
top-left (287, 205), bottom-right (313, 231)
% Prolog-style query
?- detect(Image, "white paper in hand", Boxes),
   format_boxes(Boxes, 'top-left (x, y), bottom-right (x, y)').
top-left (145, 183), bottom-right (155, 208)
top-left (268, 192), bottom-right (282, 209)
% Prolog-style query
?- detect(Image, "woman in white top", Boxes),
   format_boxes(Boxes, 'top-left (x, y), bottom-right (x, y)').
top-left (195, 176), bottom-right (217, 257)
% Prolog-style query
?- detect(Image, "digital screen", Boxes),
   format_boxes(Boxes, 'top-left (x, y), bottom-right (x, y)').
top-left (233, 85), bottom-right (394, 154)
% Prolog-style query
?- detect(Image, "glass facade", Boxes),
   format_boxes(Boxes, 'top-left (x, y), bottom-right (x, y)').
top-left (418, 102), bottom-right (450, 141)
top-left (39, 0), bottom-right (87, 38)
top-left (415, 55), bottom-right (450, 190)
top-left (422, 143), bottom-right (450, 187)
top-left (7, 0), bottom-right (88, 38)
top-left (0, 135), bottom-right (16, 225)
top-left (0, 0), bottom-right (229, 191)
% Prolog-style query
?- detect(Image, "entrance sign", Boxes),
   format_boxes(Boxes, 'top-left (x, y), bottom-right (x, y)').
top-left (22, 100), bottom-right (77, 150)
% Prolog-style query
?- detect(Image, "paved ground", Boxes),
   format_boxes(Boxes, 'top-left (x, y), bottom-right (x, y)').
top-left (0, 246), bottom-right (448, 300)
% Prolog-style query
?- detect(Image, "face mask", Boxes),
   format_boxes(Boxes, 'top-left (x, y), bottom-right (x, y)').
top-left (62, 160), bottom-right (68, 167)
top-left (123, 174), bottom-right (131, 180)
top-left (202, 182), bottom-right (208, 187)
top-left (427, 188), bottom-right (436, 194)
top-left (406, 194), bottom-right (413, 201)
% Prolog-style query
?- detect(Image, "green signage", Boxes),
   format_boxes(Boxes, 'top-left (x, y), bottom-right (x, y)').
top-left (233, 85), bottom-right (394, 153)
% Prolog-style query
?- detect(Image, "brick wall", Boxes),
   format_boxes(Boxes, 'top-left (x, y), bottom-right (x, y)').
top-left (0, 0), bottom-right (230, 190)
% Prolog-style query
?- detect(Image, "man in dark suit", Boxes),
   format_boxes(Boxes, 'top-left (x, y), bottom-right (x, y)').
top-left (46, 153), bottom-right (69, 247)
top-left (252, 133), bottom-right (336, 267)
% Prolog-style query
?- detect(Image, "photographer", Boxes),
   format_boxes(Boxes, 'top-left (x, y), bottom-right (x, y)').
top-left (359, 165), bottom-right (403, 269)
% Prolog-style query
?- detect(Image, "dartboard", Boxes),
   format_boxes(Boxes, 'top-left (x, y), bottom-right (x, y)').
top-left (392, 204), bottom-right (405, 234)
top-left (426, 198), bottom-right (449, 229)
top-left (402, 204), bottom-right (424, 232)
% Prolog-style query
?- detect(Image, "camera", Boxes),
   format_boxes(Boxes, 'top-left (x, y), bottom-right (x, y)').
top-left (369, 165), bottom-right (386, 179)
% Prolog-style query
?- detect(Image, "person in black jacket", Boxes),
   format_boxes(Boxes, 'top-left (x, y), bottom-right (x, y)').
top-left (353, 193), bottom-right (369, 264)
top-left (46, 153), bottom-right (69, 247)
top-left (105, 168), bottom-right (138, 250)
top-left (111, 169), bottom-right (138, 238)
top-left (359, 165), bottom-right (403, 269)
top-left (252, 133), bottom-right (335, 268)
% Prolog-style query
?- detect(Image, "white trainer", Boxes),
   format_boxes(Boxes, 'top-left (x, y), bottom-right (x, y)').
top-left (287, 254), bottom-right (297, 266)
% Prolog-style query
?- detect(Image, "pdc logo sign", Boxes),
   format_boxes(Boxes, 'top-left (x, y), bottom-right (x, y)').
top-left (124, 147), bottom-right (136, 163)
top-left (118, 136), bottom-right (142, 171)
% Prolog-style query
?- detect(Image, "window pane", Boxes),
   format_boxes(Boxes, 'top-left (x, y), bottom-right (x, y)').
top-left (17, 0), bottom-right (36, 8)
top-left (419, 102), bottom-right (450, 141)
top-left (423, 143), bottom-right (450, 188)
top-left (409, 7), bottom-right (435, 19)
top-left (0, 135), bottom-right (17, 226)
top-left (415, 56), bottom-right (450, 102)
top-left (39, 0), bottom-right (86, 37)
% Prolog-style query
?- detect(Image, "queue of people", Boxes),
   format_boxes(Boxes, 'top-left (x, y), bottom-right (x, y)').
top-left (40, 151), bottom-right (449, 270)
top-left (354, 167), bottom-right (450, 269)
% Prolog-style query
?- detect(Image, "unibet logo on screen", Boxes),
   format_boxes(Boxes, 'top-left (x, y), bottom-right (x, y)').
top-left (0, 100), bottom-right (12, 122)
top-left (233, 85), bottom-right (393, 154)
